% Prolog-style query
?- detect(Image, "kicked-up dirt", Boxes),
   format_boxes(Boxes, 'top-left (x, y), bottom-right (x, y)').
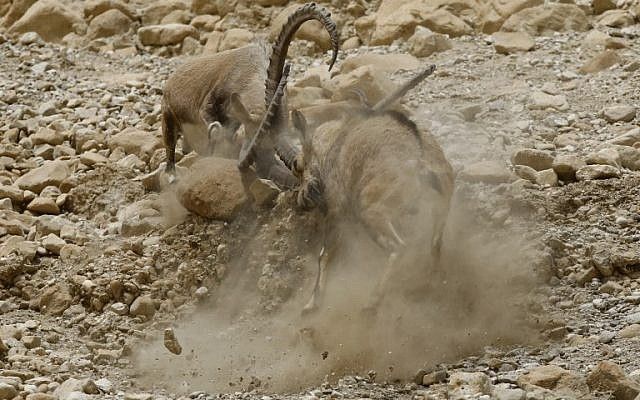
top-left (1, 0), bottom-right (640, 399)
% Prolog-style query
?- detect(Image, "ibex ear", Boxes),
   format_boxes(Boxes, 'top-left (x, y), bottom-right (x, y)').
top-left (228, 93), bottom-right (254, 127)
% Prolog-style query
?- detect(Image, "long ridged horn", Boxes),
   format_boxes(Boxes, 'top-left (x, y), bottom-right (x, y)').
top-left (239, 64), bottom-right (291, 170)
top-left (265, 2), bottom-right (340, 108)
top-left (372, 65), bottom-right (436, 112)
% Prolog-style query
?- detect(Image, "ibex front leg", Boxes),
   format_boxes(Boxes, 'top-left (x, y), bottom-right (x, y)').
top-left (302, 224), bottom-right (336, 315)
top-left (361, 218), bottom-right (407, 316)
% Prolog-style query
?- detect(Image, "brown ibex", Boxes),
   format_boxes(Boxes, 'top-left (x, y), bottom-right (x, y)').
top-left (161, 2), bottom-right (339, 188)
top-left (247, 66), bottom-right (454, 314)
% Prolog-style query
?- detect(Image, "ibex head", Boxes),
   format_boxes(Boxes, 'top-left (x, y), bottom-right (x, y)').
top-left (291, 109), bottom-right (327, 214)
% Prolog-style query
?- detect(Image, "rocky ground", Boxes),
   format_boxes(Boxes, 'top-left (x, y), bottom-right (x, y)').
top-left (1, 0), bottom-right (640, 399)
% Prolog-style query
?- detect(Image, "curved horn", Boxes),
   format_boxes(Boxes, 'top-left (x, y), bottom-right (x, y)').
top-left (372, 65), bottom-right (436, 112)
top-left (239, 64), bottom-right (291, 170)
top-left (265, 2), bottom-right (340, 107)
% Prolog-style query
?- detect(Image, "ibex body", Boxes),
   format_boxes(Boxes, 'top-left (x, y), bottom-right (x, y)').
top-left (161, 3), bottom-right (339, 188)
top-left (289, 67), bottom-right (455, 313)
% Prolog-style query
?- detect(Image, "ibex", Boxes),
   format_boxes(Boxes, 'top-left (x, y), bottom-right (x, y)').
top-left (161, 2), bottom-right (339, 188)
top-left (243, 66), bottom-right (455, 314)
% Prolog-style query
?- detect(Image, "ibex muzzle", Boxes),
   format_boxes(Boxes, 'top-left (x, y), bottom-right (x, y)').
top-left (253, 66), bottom-right (454, 315)
top-left (160, 3), bottom-right (339, 188)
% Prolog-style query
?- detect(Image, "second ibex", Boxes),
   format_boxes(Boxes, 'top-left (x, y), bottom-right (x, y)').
top-left (160, 2), bottom-right (339, 188)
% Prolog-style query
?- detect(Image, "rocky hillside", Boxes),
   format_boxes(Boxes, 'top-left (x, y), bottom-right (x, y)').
top-left (1, 0), bottom-right (640, 399)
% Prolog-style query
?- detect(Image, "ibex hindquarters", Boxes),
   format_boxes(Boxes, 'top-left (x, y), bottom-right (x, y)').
top-left (298, 112), bottom-right (454, 314)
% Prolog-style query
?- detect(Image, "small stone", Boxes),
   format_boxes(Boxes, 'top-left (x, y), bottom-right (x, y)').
top-left (529, 92), bottom-right (569, 111)
top-left (448, 372), bottom-right (492, 397)
top-left (493, 31), bottom-right (535, 54)
top-left (576, 165), bottom-right (621, 181)
top-left (110, 302), bottom-right (128, 316)
top-left (512, 149), bottom-right (554, 171)
top-left (535, 169), bottom-right (558, 187)
top-left (81, 380), bottom-right (99, 395)
top-left (599, 281), bottom-right (623, 294)
top-left (0, 198), bottom-right (12, 210)
top-left (580, 50), bottom-right (622, 74)
top-left (0, 185), bottom-right (24, 204)
top-left (602, 105), bottom-right (636, 123)
top-left (163, 328), bottom-right (182, 355)
top-left (576, 266), bottom-right (599, 286)
top-left (27, 197), bottom-right (60, 215)
top-left (22, 335), bottom-right (41, 349)
top-left (618, 324), bottom-right (640, 339)
top-left (41, 233), bottom-right (66, 255)
top-left (129, 295), bottom-right (155, 320)
top-left (195, 286), bottom-right (208, 299)
top-left (459, 161), bottom-right (516, 184)
top-left (0, 383), bottom-right (18, 400)
top-left (79, 152), bottom-right (109, 166)
top-left (599, 331), bottom-right (616, 344)
top-left (552, 155), bottom-right (586, 182)
top-left (137, 24), bottom-right (199, 46)
top-left (610, 127), bottom-right (640, 146)
top-left (587, 361), bottom-right (640, 399)
top-left (422, 369), bottom-right (448, 386)
top-left (408, 26), bottom-right (452, 58)
top-left (514, 165), bottom-right (537, 182)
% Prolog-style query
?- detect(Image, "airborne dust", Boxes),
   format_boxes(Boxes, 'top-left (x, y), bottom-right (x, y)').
top-left (133, 111), bottom-right (544, 394)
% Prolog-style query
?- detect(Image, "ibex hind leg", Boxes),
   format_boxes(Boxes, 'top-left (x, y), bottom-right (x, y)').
top-left (161, 107), bottom-right (178, 183)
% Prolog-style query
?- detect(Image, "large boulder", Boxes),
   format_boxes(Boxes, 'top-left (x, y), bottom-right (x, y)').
top-left (141, 0), bottom-right (187, 25)
top-left (83, 0), bottom-right (136, 21)
top-left (137, 23), bottom-right (198, 46)
top-left (493, 31), bottom-right (534, 54)
top-left (38, 284), bottom-right (73, 315)
top-left (14, 160), bottom-right (71, 194)
top-left (177, 157), bottom-right (248, 221)
top-left (501, 4), bottom-right (589, 36)
top-left (587, 361), bottom-right (640, 400)
top-left (218, 28), bottom-right (253, 51)
top-left (355, 0), bottom-right (473, 46)
top-left (191, 0), bottom-right (236, 17)
top-left (269, 4), bottom-right (335, 50)
top-left (408, 26), bottom-right (452, 57)
top-left (518, 365), bottom-right (589, 399)
top-left (1, 0), bottom-right (37, 28)
top-left (477, 0), bottom-right (543, 33)
top-left (8, 0), bottom-right (86, 42)
top-left (87, 9), bottom-right (132, 39)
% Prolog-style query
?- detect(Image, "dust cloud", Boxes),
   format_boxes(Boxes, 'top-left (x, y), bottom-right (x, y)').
top-left (132, 181), bottom-right (543, 394)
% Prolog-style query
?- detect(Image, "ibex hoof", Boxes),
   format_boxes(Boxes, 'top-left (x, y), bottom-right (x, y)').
top-left (207, 121), bottom-right (222, 135)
